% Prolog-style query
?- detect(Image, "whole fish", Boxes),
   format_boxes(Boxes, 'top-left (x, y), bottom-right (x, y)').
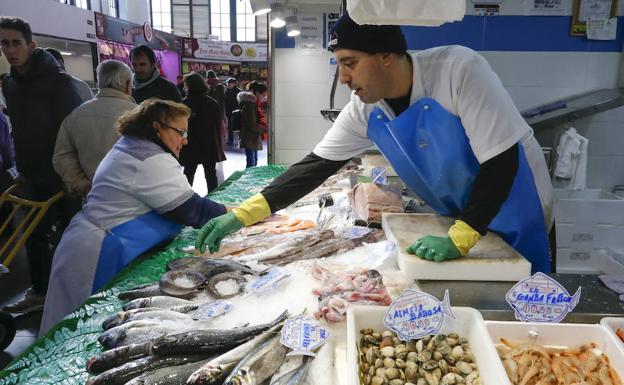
top-left (186, 324), bottom-right (283, 385)
top-left (85, 354), bottom-right (209, 385)
top-left (150, 311), bottom-right (288, 356)
top-left (269, 356), bottom-right (313, 385)
top-left (99, 320), bottom-right (208, 350)
top-left (102, 309), bottom-right (193, 330)
top-left (86, 341), bottom-right (151, 374)
top-left (125, 358), bottom-right (212, 385)
top-left (118, 283), bottom-right (190, 301)
top-left (224, 334), bottom-right (288, 385)
top-left (167, 258), bottom-right (259, 278)
top-left (124, 296), bottom-right (194, 311)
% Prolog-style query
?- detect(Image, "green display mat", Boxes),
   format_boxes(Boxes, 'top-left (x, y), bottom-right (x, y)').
top-left (0, 165), bottom-right (286, 384)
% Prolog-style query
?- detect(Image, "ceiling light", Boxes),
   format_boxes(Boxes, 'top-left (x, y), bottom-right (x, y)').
top-left (286, 16), bottom-right (300, 37)
top-left (269, 3), bottom-right (286, 28)
top-left (59, 51), bottom-right (73, 56)
top-left (250, 0), bottom-right (271, 16)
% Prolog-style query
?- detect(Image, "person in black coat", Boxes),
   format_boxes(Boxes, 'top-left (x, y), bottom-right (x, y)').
top-left (0, 17), bottom-right (91, 313)
top-left (130, 45), bottom-right (181, 104)
top-left (224, 78), bottom-right (241, 146)
top-left (180, 72), bottom-right (226, 192)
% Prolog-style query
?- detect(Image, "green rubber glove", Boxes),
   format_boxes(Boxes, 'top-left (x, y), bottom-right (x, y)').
top-left (405, 235), bottom-right (462, 262)
top-left (195, 212), bottom-right (244, 253)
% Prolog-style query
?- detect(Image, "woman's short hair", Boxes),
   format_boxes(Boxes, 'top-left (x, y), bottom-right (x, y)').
top-left (183, 72), bottom-right (208, 95)
top-left (116, 98), bottom-right (191, 138)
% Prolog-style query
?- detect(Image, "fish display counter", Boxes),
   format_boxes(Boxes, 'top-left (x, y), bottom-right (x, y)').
top-left (1, 164), bottom-right (624, 385)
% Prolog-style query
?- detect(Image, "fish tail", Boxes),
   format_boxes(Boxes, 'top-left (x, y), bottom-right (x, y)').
top-left (569, 287), bottom-right (582, 310)
top-left (271, 310), bottom-right (290, 327)
top-left (441, 290), bottom-right (455, 319)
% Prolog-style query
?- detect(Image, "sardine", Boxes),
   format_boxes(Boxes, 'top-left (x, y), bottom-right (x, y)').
top-left (224, 334), bottom-right (288, 385)
top-left (125, 358), bottom-right (212, 385)
top-left (86, 341), bottom-right (151, 374)
top-left (269, 356), bottom-right (313, 385)
top-left (123, 296), bottom-right (194, 311)
top-left (85, 354), bottom-right (209, 385)
top-left (102, 309), bottom-right (193, 330)
top-left (150, 311), bottom-right (288, 356)
top-left (186, 324), bottom-right (283, 385)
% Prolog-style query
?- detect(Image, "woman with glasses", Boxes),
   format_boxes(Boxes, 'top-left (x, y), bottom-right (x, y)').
top-left (40, 99), bottom-right (227, 333)
top-left (180, 72), bottom-right (226, 192)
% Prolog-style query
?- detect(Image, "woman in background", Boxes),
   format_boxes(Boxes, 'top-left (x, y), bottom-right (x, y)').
top-left (237, 81), bottom-right (267, 168)
top-left (180, 72), bottom-right (226, 192)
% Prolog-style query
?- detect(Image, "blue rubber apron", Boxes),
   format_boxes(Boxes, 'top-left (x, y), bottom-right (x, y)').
top-left (92, 211), bottom-right (182, 292)
top-left (367, 98), bottom-right (550, 273)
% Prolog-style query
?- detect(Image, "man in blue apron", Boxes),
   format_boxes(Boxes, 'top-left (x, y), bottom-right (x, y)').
top-left (195, 13), bottom-right (554, 274)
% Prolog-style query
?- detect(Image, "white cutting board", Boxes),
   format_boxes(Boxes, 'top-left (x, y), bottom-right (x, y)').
top-left (382, 213), bottom-right (531, 281)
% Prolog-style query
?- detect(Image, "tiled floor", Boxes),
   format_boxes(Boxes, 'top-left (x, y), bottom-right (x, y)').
top-left (0, 141), bottom-right (269, 369)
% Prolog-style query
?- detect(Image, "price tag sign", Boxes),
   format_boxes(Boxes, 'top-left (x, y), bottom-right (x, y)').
top-left (249, 267), bottom-right (290, 294)
top-left (192, 300), bottom-right (233, 320)
top-left (371, 167), bottom-right (388, 185)
top-left (280, 315), bottom-right (329, 357)
top-left (384, 289), bottom-right (455, 341)
top-left (506, 272), bottom-right (581, 323)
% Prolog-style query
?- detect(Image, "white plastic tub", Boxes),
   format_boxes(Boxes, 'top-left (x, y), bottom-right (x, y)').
top-left (600, 317), bottom-right (624, 351)
top-left (486, 320), bottom-right (624, 385)
top-left (346, 305), bottom-right (507, 385)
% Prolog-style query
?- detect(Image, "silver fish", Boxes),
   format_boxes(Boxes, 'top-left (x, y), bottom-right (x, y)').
top-left (124, 358), bottom-right (212, 385)
top-left (123, 296), bottom-right (194, 311)
top-left (98, 320), bottom-right (204, 350)
top-left (167, 258), bottom-right (259, 278)
top-left (85, 354), bottom-right (209, 385)
top-left (186, 324), bottom-right (283, 385)
top-left (86, 341), bottom-right (151, 374)
top-left (269, 356), bottom-right (313, 385)
top-left (103, 309), bottom-right (193, 330)
top-left (150, 311), bottom-right (288, 356)
top-left (224, 334), bottom-right (288, 385)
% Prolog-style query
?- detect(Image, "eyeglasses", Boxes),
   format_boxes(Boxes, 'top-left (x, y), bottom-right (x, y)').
top-left (158, 121), bottom-right (188, 139)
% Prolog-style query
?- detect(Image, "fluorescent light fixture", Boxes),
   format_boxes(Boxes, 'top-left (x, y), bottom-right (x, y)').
top-left (286, 16), bottom-right (300, 37)
top-left (59, 51), bottom-right (73, 56)
top-left (269, 3), bottom-right (286, 28)
top-left (250, 0), bottom-right (271, 16)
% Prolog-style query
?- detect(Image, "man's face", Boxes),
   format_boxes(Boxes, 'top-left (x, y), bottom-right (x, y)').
top-left (0, 29), bottom-right (34, 68)
top-left (227, 82), bottom-right (236, 89)
top-left (131, 53), bottom-right (155, 81)
top-left (334, 48), bottom-right (386, 104)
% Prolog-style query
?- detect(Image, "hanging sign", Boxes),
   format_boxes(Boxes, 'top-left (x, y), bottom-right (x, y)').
top-left (280, 315), bottom-right (329, 356)
top-left (193, 40), bottom-right (267, 62)
top-left (506, 272), bottom-right (581, 323)
top-left (295, 13), bottom-right (324, 49)
top-left (384, 289), bottom-right (455, 341)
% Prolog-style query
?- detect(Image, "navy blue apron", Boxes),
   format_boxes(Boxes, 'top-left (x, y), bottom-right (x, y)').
top-left (367, 98), bottom-right (550, 273)
top-left (92, 211), bottom-right (182, 292)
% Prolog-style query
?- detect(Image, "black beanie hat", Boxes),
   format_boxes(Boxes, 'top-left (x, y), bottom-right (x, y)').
top-left (328, 13), bottom-right (407, 54)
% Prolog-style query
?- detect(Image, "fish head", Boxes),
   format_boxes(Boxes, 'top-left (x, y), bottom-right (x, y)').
top-left (123, 298), bottom-right (149, 311)
top-left (188, 365), bottom-right (223, 384)
top-left (97, 327), bottom-right (125, 349)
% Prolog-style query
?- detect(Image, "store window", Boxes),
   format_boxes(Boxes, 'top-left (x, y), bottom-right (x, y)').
top-left (108, 0), bottom-right (119, 18)
top-left (235, 0), bottom-right (255, 42)
top-left (75, 0), bottom-right (90, 9)
top-left (152, 0), bottom-right (173, 33)
top-left (210, 0), bottom-right (231, 41)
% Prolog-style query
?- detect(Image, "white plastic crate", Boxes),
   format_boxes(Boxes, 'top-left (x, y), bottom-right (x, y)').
top-left (486, 320), bottom-right (624, 385)
top-left (346, 305), bottom-right (507, 385)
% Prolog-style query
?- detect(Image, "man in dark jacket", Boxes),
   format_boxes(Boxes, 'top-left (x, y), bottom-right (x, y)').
top-left (0, 16), bottom-right (90, 313)
top-left (224, 78), bottom-right (241, 146)
top-left (130, 45), bottom-right (181, 103)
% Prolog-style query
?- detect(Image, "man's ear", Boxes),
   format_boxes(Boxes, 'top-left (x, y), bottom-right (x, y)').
top-left (380, 52), bottom-right (393, 67)
top-left (29, 40), bottom-right (36, 51)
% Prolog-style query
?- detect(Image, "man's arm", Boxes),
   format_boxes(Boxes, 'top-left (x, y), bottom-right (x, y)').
top-left (53, 118), bottom-right (91, 195)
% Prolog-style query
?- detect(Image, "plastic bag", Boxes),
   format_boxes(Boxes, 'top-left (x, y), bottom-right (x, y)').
top-left (347, 0), bottom-right (465, 26)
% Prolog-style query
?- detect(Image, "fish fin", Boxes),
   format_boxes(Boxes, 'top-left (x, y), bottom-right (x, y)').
top-left (441, 290), bottom-right (455, 319)
top-left (569, 287), bottom-right (582, 310)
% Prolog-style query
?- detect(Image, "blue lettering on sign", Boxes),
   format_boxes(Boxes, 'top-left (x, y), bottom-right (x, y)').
top-left (516, 293), bottom-right (545, 303)
top-left (546, 293), bottom-right (572, 304)
top-left (302, 323), bottom-right (312, 348)
top-left (392, 304), bottom-right (440, 322)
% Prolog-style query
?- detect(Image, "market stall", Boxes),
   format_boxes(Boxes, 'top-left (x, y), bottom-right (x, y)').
top-left (1, 160), bottom-right (624, 385)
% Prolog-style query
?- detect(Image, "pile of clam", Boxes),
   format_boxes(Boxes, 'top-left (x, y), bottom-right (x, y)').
top-left (358, 329), bottom-right (482, 385)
